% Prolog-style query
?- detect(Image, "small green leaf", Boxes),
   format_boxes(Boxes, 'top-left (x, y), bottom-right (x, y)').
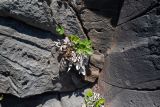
top-left (0, 94), bottom-right (3, 101)
top-left (67, 34), bottom-right (93, 56)
top-left (68, 35), bottom-right (80, 44)
top-left (85, 48), bottom-right (93, 55)
top-left (56, 25), bottom-right (64, 36)
top-left (95, 98), bottom-right (105, 107)
top-left (82, 39), bottom-right (92, 46)
top-left (76, 48), bottom-right (82, 54)
top-left (85, 89), bottom-right (93, 98)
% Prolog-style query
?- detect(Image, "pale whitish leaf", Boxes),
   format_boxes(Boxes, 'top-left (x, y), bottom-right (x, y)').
top-left (67, 66), bottom-right (71, 72)
top-left (81, 104), bottom-right (86, 107)
top-left (67, 63), bottom-right (73, 72)
top-left (0, 94), bottom-right (3, 101)
top-left (76, 65), bottom-right (80, 70)
top-left (81, 65), bottom-right (86, 75)
top-left (64, 37), bottom-right (70, 43)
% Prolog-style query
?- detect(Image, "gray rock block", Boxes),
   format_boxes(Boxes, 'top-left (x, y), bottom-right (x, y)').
top-left (76, 0), bottom-right (160, 106)
top-left (0, 17), bottom-right (85, 97)
top-left (0, 0), bottom-right (84, 35)
top-left (103, 5), bottom-right (160, 89)
top-left (80, 9), bottom-right (114, 53)
top-left (0, 0), bottom-right (160, 107)
top-left (0, 0), bottom-right (55, 31)
top-left (60, 90), bottom-right (85, 107)
top-left (98, 80), bottom-right (160, 107)
top-left (118, 0), bottom-right (159, 25)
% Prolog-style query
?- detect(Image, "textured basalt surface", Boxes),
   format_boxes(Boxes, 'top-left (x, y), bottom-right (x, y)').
top-left (0, 0), bottom-right (160, 107)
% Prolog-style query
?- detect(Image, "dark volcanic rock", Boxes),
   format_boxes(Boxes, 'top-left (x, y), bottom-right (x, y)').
top-left (0, 0), bottom-right (84, 35)
top-left (118, 0), bottom-right (159, 25)
top-left (104, 5), bottom-right (160, 89)
top-left (73, 0), bottom-right (160, 106)
top-left (0, 0), bottom-right (88, 98)
top-left (0, 17), bottom-right (85, 98)
top-left (0, 89), bottom-right (85, 107)
top-left (80, 9), bottom-right (114, 53)
top-left (0, 0), bottom-right (160, 106)
top-left (99, 1), bottom-right (160, 107)
top-left (0, 0), bottom-right (55, 32)
top-left (98, 80), bottom-right (160, 107)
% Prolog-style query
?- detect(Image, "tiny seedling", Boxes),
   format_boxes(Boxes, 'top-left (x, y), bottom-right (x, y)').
top-left (56, 25), bottom-right (65, 36)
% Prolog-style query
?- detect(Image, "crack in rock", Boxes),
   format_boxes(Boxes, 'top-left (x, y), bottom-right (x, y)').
top-left (118, 3), bottom-right (160, 26)
top-left (62, 0), bottom-right (89, 38)
top-left (100, 79), bottom-right (160, 92)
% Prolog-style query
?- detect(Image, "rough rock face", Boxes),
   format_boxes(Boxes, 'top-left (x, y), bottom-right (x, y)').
top-left (71, 0), bottom-right (160, 106)
top-left (0, 0), bottom-right (160, 106)
top-left (0, 0), bottom-right (87, 98)
top-left (0, 0), bottom-right (84, 35)
top-left (104, 6), bottom-right (160, 89)
top-left (98, 81), bottom-right (160, 107)
top-left (0, 0), bottom-right (55, 31)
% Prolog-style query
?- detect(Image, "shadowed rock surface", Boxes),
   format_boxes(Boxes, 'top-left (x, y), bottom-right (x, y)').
top-left (0, 89), bottom-right (85, 107)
